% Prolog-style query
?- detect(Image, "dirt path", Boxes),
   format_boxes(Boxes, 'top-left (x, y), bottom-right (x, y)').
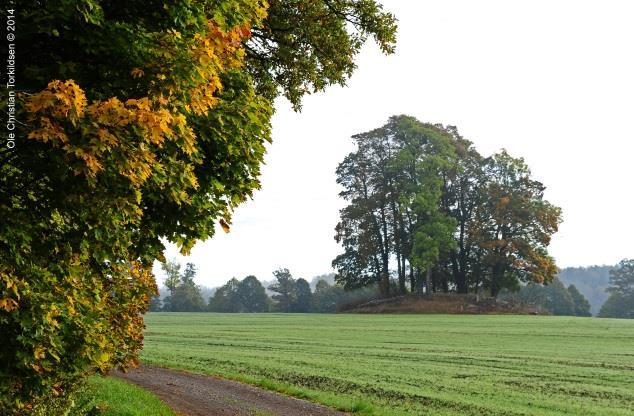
top-left (113, 365), bottom-right (347, 416)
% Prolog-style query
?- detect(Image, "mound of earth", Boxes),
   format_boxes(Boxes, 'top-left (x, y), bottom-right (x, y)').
top-left (342, 294), bottom-right (547, 314)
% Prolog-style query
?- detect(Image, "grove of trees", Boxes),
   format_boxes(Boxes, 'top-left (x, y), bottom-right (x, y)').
top-left (0, 1), bottom-right (396, 413)
top-left (333, 115), bottom-right (562, 298)
top-left (208, 275), bottom-right (270, 313)
top-left (154, 261), bottom-right (206, 312)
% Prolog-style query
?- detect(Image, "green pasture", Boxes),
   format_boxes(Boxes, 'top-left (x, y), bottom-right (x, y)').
top-left (141, 313), bottom-right (634, 415)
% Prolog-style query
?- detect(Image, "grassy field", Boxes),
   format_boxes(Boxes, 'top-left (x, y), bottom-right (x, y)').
top-left (142, 313), bottom-right (634, 415)
top-left (78, 376), bottom-right (175, 416)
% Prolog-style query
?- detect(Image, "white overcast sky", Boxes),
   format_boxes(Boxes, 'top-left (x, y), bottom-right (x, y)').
top-left (156, 0), bottom-right (634, 287)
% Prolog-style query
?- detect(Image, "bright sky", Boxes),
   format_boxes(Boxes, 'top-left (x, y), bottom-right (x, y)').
top-left (156, 0), bottom-right (634, 288)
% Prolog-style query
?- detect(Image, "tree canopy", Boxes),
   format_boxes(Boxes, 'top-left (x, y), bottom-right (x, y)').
top-left (269, 268), bottom-right (297, 312)
top-left (168, 263), bottom-right (206, 312)
top-left (0, 1), bottom-right (396, 413)
top-left (599, 259), bottom-right (634, 319)
top-left (498, 279), bottom-right (592, 317)
top-left (209, 275), bottom-right (269, 312)
top-left (333, 116), bottom-right (562, 297)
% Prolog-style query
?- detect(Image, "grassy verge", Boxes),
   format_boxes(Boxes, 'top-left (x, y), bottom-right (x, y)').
top-left (76, 375), bottom-right (175, 416)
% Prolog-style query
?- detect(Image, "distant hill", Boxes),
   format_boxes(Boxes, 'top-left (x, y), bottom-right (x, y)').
top-left (558, 265), bottom-right (612, 315)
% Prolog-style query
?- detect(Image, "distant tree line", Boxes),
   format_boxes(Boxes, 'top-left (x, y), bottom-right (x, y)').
top-left (150, 262), bottom-right (378, 313)
top-left (598, 259), bottom-right (634, 319)
top-left (558, 265), bottom-right (611, 315)
top-left (499, 279), bottom-right (591, 317)
top-left (157, 262), bottom-right (207, 312)
top-left (333, 115), bottom-right (562, 298)
top-left (499, 260), bottom-right (634, 318)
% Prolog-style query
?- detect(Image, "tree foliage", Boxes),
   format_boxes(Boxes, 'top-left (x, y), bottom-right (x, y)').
top-left (237, 275), bottom-right (270, 312)
top-left (558, 265), bottom-right (611, 316)
top-left (209, 275), bottom-right (269, 312)
top-left (168, 263), bottom-right (206, 312)
top-left (208, 278), bottom-right (243, 312)
top-left (333, 116), bottom-right (562, 297)
top-left (293, 278), bottom-right (313, 312)
top-left (207, 273), bottom-right (376, 313)
top-left (312, 280), bottom-right (346, 313)
top-left (333, 116), bottom-right (456, 296)
top-left (246, 0), bottom-right (397, 108)
top-left (1, 1), bottom-right (396, 412)
top-left (567, 284), bottom-right (592, 317)
top-left (599, 259), bottom-right (634, 319)
top-left (269, 268), bottom-right (297, 312)
top-left (499, 279), bottom-right (592, 317)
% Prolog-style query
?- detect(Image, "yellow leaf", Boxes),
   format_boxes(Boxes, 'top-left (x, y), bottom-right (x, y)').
top-left (0, 297), bottom-right (18, 312)
top-left (219, 218), bottom-right (230, 233)
top-left (131, 68), bottom-right (144, 78)
top-left (97, 352), bottom-right (111, 364)
top-left (34, 346), bottom-right (46, 360)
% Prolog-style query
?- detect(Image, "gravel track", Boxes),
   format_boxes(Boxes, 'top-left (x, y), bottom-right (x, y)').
top-left (114, 364), bottom-right (347, 416)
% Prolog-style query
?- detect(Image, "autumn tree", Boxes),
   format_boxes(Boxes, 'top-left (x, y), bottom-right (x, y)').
top-left (474, 151), bottom-right (561, 296)
top-left (1, 1), bottom-right (396, 413)
top-left (333, 117), bottom-right (561, 298)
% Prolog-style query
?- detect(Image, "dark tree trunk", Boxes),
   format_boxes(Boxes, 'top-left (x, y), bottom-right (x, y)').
top-left (442, 271), bottom-right (449, 293)
top-left (379, 272), bottom-right (390, 297)
top-left (490, 264), bottom-right (505, 297)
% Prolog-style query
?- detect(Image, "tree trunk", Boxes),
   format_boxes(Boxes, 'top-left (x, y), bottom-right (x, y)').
top-left (396, 249), bottom-right (405, 294)
top-left (381, 251), bottom-right (390, 297)
top-left (425, 267), bottom-right (432, 296)
top-left (440, 273), bottom-right (449, 293)
top-left (490, 264), bottom-right (504, 297)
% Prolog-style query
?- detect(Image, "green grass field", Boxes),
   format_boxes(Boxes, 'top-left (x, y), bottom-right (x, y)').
top-left (141, 313), bottom-right (634, 415)
top-left (77, 376), bottom-right (175, 416)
